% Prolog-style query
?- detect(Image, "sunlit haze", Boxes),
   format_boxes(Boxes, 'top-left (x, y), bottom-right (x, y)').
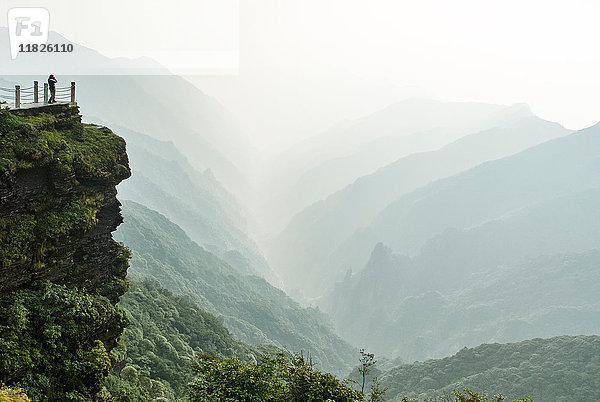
top-left (2, 0), bottom-right (599, 151)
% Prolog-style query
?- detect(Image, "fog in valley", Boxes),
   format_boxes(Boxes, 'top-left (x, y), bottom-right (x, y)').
top-left (2, 0), bottom-right (600, 400)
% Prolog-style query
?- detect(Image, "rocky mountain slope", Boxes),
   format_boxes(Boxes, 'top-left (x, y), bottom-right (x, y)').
top-left (0, 104), bottom-right (131, 399)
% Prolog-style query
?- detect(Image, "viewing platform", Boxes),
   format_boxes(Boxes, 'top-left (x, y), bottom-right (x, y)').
top-left (0, 80), bottom-right (76, 109)
top-left (7, 102), bottom-right (80, 120)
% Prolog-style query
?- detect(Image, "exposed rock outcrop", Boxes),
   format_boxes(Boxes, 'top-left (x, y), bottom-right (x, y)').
top-left (0, 104), bottom-right (130, 302)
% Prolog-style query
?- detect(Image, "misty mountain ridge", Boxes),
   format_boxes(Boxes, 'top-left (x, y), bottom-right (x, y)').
top-left (259, 100), bottom-right (534, 234)
top-left (114, 125), bottom-right (276, 280)
top-left (323, 122), bottom-right (600, 361)
top-left (371, 121), bottom-right (600, 256)
top-left (2, 10), bottom-right (599, 401)
top-left (0, 28), bottom-right (170, 75)
top-left (325, 120), bottom-right (600, 291)
top-left (327, 243), bottom-right (600, 361)
top-left (1, 26), bottom-right (255, 198)
top-left (271, 113), bottom-right (571, 299)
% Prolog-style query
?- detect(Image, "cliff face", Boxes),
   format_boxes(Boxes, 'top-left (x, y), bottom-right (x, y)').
top-left (0, 104), bottom-right (131, 398)
top-left (0, 104), bottom-right (130, 302)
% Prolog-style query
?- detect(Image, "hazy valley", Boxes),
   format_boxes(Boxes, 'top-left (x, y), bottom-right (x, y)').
top-left (1, 7), bottom-right (599, 400)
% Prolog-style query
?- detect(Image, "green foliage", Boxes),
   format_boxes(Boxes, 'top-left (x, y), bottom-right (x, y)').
top-left (0, 110), bottom-right (130, 267)
top-left (381, 335), bottom-right (600, 401)
top-left (0, 386), bottom-right (30, 402)
top-left (0, 109), bottom-right (129, 184)
top-left (0, 215), bottom-right (35, 264)
top-left (369, 377), bottom-right (387, 402)
top-left (279, 353), bottom-right (363, 402)
top-left (102, 372), bottom-right (156, 402)
top-left (401, 388), bottom-right (532, 402)
top-left (0, 283), bottom-right (129, 401)
top-left (188, 353), bottom-right (363, 402)
top-left (189, 355), bottom-right (278, 401)
top-left (105, 281), bottom-right (272, 400)
top-left (359, 349), bottom-right (377, 394)
top-left (0, 192), bottom-right (103, 266)
top-left (115, 200), bottom-right (357, 375)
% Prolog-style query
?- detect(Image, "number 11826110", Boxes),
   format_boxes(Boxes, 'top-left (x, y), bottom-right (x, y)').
top-left (19, 43), bottom-right (74, 53)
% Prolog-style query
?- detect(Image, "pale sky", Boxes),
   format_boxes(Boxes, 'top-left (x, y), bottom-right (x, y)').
top-left (237, 0), bottom-right (600, 131)
top-left (1, 0), bottom-right (598, 130)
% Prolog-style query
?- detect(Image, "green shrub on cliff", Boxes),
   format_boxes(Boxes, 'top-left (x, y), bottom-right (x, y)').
top-left (0, 108), bottom-right (130, 268)
top-left (0, 108), bottom-right (129, 184)
top-left (0, 192), bottom-right (103, 266)
top-left (0, 282), bottom-right (128, 401)
top-left (0, 107), bottom-right (132, 400)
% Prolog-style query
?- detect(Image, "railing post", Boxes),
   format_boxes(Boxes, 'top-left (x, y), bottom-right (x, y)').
top-left (34, 81), bottom-right (39, 103)
top-left (15, 85), bottom-right (20, 108)
top-left (70, 81), bottom-right (75, 103)
top-left (43, 83), bottom-right (48, 105)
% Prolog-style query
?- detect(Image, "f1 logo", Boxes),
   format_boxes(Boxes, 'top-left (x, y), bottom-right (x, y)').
top-left (7, 8), bottom-right (49, 59)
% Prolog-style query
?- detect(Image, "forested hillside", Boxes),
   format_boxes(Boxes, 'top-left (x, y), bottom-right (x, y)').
top-left (379, 335), bottom-right (600, 401)
top-left (114, 201), bottom-right (357, 375)
top-left (106, 281), bottom-right (278, 401)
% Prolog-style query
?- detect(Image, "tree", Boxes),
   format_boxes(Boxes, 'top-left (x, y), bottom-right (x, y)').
top-left (358, 349), bottom-right (376, 394)
top-left (188, 353), bottom-right (363, 401)
top-left (369, 376), bottom-right (387, 402)
top-left (357, 349), bottom-right (387, 401)
top-left (0, 283), bottom-right (128, 400)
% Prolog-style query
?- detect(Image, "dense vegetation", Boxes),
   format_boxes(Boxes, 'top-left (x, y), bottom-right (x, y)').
top-left (106, 281), bottom-right (277, 400)
top-left (401, 389), bottom-right (531, 402)
top-left (379, 335), bottom-right (600, 401)
top-left (0, 108), bottom-right (129, 185)
top-left (189, 353), bottom-right (365, 401)
top-left (114, 200), bottom-right (357, 375)
top-left (0, 283), bottom-right (128, 400)
top-left (0, 190), bottom-right (105, 267)
top-left (0, 107), bottom-right (134, 401)
top-left (0, 108), bottom-right (129, 269)
top-left (0, 386), bottom-right (30, 402)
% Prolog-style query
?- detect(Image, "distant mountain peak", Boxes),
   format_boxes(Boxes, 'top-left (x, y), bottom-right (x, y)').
top-left (370, 242), bottom-right (393, 260)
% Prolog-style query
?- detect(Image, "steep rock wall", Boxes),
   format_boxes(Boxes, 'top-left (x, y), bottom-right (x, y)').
top-left (0, 104), bottom-right (130, 302)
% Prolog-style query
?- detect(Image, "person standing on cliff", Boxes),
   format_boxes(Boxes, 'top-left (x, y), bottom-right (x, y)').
top-left (48, 74), bottom-right (57, 104)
